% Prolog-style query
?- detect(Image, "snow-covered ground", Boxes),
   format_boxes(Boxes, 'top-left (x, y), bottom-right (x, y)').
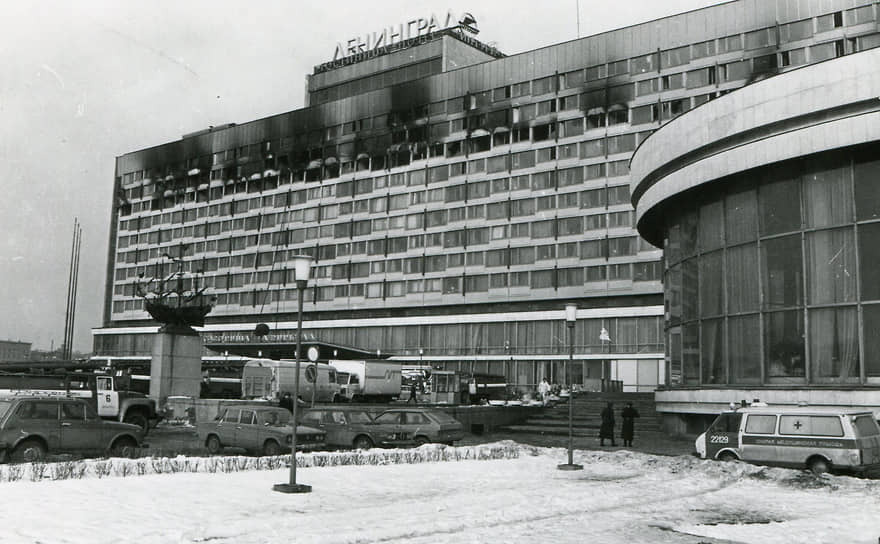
top-left (2, 442), bottom-right (879, 543)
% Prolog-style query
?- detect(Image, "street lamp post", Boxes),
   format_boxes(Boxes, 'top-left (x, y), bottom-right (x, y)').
top-left (273, 254), bottom-right (314, 494)
top-left (557, 303), bottom-right (583, 471)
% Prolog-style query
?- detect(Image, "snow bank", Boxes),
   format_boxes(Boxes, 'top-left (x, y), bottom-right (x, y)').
top-left (0, 441), bottom-right (528, 483)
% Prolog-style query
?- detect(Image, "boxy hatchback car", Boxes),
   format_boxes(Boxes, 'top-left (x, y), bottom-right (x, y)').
top-left (367, 408), bottom-right (464, 448)
top-left (0, 396), bottom-right (145, 462)
top-left (198, 404), bottom-right (325, 456)
top-left (300, 407), bottom-right (377, 449)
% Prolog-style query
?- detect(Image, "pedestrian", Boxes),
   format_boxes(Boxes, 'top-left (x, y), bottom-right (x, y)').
top-left (537, 378), bottom-right (551, 404)
top-left (621, 402), bottom-right (640, 447)
top-left (599, 401), bottom-right (616, 446)
top-left (279, 392), bottom-right (294, 413)
top-left (408, 382), bottom-right (418, 404)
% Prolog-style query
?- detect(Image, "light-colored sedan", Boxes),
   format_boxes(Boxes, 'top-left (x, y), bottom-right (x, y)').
top-left (198, 405), bottom-right (325, 456)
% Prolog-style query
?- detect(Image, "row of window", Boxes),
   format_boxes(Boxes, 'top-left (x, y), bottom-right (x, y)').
top-left (116, 230), bottom-right (650, 280)
top-left (120, 173), bottom-right (629, 235)
top-left (113, 260), bottom-right (663, 312)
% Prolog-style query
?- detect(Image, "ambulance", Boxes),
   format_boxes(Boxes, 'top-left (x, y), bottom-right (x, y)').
top-left (695, 404), bottom-right (880, 475)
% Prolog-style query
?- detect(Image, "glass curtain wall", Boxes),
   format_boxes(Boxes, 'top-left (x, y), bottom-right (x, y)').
top-left (662, 144), bottom-right (880, 386)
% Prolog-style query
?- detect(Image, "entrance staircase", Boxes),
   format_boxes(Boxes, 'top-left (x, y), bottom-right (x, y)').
top-left (498, 392), bottom-right (662, 439)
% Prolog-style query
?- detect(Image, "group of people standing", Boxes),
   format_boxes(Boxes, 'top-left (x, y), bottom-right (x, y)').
top-left (599, 401), bottom-right (640, 447)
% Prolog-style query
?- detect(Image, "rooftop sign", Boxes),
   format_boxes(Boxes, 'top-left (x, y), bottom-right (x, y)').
top-left (315, 11), bottom-right (479, 73)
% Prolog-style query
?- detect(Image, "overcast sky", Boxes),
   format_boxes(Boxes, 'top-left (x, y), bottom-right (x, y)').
top-left (0, 0), bottom-right (726, 352)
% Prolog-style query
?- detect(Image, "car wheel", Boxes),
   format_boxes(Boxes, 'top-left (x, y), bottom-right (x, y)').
top-left (413, 436), bottom-right (429, 447)
top-left (353, 435), bottom-right (374, 450)
top-left (718, 451), bottom-right (737, 463)
top-left (111, 436), bottom-right (139, 458)
top-left (123, 412), bottom-right (149, 432)
top-left (12, 439), bottom-right (46, 463)
top-left (263, 440), bottom-right (282, 456)
top-left (808, 456), bottom-right (831, 475)
top-left (205, 435), bottom-right (222, 455)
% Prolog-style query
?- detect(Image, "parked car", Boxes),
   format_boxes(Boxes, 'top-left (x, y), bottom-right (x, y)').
top-left (367, 408), bottom-right (464, 448)
top-left (0, 396), bottom-right (145, 463)
top-left (300, 407), bottom-right (378, 449)
top-left (198, 404), bottom-right (325, 456)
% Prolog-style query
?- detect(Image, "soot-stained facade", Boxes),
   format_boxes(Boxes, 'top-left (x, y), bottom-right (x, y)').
top-left (95, 0), bottom-right (880, 397)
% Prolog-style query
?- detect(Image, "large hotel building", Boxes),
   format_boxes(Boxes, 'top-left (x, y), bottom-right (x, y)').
top-left (94, 0), bottom-right (880, 428)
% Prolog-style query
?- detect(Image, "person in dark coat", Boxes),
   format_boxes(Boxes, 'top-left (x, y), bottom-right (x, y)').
top-left (408, 382), bottom-right (418, 404)
top-left (621, 402), bottom-right (640, 447)
top-left (279, 392), bottom-right (294, 413)
top-left (599, 402), bottom-right (616, 446)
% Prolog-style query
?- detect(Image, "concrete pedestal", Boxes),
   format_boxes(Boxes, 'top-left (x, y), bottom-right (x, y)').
top-left (150, 330), bottom-right (202, 405)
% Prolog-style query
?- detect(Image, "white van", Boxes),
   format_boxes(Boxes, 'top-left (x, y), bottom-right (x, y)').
top-left (695, 405), bottom-right (880, 474)
top-left (241, 359), bottom-right (340, 403)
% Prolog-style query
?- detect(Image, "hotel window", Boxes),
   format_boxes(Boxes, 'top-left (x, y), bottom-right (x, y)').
top-left (511, 151), bottom-right (536, 170)
top-left (493, 86), bottom-right (511, 101)
top-left (585, 163), bottom-right (605, 181)
top-left (745, 28), bottom-right (776, 49)
top-left (581, 138), bottom-right (605, 159)
top-left (559, 94), bottom-right (579, 111)
top-left (536, 147), bottom-right (556, 163)
top-left (661, 73), bottom-right (684, 91)
top-left (816, 11), bottom-right (843, 32)
top-left (607, 59), bottom-right (628, 76)
top-left (532, 76), bottom-right (555, 95)
top-left (686, 66), bottom-right (716, 88)
top-left (559, 192), bottom-right (579, 209)
top-left (468, 181), bottom-right (490, 200)
top-left (753, 53), bottom-right (778, 74)
top-left (586, 111), bottom-right (606, 129)
top-left (607, 185), bottom-right (630, 205)
top-left (511, 246), bottom-right (536, 265)
top-left (780, 19), bottom-right (813, 43)
top-left (487, 201), bottom-right (508, 220)
top-left (466, 251), bottom-right (484, 266)
top-left (608, 210), bottom-right (633, 228)
top-left (468, 204), bottom-right (485, 219)
top-left (661, 46), bottom-right (690, 68)
top-left (490, 225), bottom-right (508, 240)
top-left (426, 210), bottom-right (447, 227)
top-left (558, 217), bottom-right (583, 236)
top-left (425, 255), bottom-right (446, 272)
top-left (810, 40), bottom-right (845, 61)
top-left (691, 39), bottom-right (716, 59)
top-left (635, 78), bottom-right (659, 97)
top-left (631, 52), bottom-right (659, 74)
top-left (536, 244), bottom-right (556, 261)
top-left (558, 143), bottom-right (578, 160)
top-left (561, 69), bottom-right (585, 89)
top-left (510, 81), bottom-right (530, 98)
top-left (780, 48), bottom-right (806, 67)
top-left (607, 133), bottom-right (636, 155)
top-left (526, 172), bottom-right (550, 191)
top-left (607, 108), bottom-right (628, 126)
top-left (487, 155), bottom-right (510, 174)
top-left (718, 34), bottom-right (742, 53)
top-left (560, 118), bottom-right (583, 138)
top-left (581, 188), bottom-right (607, 209)
top-left (536, 195), bottom-right (556, 211)
top-left (661, 99), bottom-right (689, 120)
top-left (490, 273), bottom-right (508, 288)
top-left (608, 236), bottom-right (636, 257)
top-left (608, 160), bottom-right (630, 178)
top-left (486, 249), bottom-right (507, 267)
top-left (585, 64), bottom-right (607, 81)
top-left (510, 223), bottom-right (530, 238)
top-left (845, 5), bottom-right (873, 26)
top-left (408, 234), bottom-right (424, 249)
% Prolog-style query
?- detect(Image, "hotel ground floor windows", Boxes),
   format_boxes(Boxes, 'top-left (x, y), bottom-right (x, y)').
top-left (662, 144), bottom-right (880, 386)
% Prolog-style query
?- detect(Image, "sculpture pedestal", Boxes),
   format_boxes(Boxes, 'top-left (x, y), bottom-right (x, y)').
top-left (150, 327), bottom-right (202, 405)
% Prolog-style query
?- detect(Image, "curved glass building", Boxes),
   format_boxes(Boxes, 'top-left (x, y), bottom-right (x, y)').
top-left (631, 46), bottom-right (880, 429)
